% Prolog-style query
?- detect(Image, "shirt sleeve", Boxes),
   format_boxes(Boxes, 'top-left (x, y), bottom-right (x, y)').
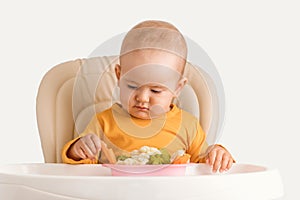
top-left (61, 115), bottom-right (103, 164)
top-left (187, 122), bottom-right (208, 163)
top-left (186, 122), bottom-right (236, 163)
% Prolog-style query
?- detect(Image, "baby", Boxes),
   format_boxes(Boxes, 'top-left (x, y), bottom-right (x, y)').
top-left (62, 20), bottom-right (234, 173)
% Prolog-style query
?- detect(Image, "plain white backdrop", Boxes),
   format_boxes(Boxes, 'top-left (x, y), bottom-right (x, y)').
top-left (0, 1), bottom-right (299, 199)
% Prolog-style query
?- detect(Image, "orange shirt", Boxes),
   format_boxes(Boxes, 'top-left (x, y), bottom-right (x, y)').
top-left (62, 104), bottom-right (207, 164)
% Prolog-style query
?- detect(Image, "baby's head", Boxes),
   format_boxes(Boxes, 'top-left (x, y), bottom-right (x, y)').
top-left (115, 20), bottom-right (188, 119)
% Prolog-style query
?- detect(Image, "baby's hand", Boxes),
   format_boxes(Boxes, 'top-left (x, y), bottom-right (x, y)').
top-left (67, 133), bottom-right (101, 161)
top-left (205, 145), bottom-right (234, 173)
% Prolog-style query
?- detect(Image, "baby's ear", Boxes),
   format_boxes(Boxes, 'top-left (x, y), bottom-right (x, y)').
top-left (115, 64), bottom-right (121, 80)
top-left (174, 77), bottom-right (187, 96)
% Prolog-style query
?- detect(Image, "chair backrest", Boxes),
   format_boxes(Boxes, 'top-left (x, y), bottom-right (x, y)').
top-left (36, 56), bottom-right (213, 163)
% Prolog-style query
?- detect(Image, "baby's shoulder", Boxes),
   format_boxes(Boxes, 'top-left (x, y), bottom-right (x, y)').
top-left (176, 106), bottom-right (198, 120)
top-left (176, 108), bottom-right (201, 135)
top-left (96, 105), bottom-right (114, 118)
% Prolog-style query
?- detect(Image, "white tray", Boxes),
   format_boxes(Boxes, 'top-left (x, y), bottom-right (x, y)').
top-left (0, 163), bottom-right (283, 200)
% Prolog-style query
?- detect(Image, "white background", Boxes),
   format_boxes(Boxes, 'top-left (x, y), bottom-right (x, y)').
top-left (0, 1), bottom-right (299, 199)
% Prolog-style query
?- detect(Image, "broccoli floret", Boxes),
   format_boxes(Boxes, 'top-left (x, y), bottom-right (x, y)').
top-left (147, 149), bottom-right (171, 164)
top-left (117, 155), bottom-right (130, 161)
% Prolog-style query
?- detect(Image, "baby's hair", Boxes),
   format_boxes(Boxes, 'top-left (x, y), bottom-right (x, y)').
top-left (131, 20), bottom-right (180, 31)
top-left (120, 20), bottom-right (187, 61)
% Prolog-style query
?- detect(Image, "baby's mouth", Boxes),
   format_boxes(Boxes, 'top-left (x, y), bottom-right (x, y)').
top-left (134, 105), bottom-right (149, 111)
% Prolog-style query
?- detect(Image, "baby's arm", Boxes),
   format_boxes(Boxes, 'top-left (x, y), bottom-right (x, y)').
top-left (188, 122), bottom-right (234, 173)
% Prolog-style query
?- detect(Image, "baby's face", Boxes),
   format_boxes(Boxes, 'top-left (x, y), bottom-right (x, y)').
top-left (116, 50), bottom-right (186, 119)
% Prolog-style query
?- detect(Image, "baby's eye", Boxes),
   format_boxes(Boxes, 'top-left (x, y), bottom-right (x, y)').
top-left (127, 85), bottom-right (138, 90)
top-left (151, 89), bottom-right (162, 93)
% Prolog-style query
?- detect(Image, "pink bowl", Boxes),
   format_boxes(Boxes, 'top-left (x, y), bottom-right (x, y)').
top-left (103, 164), bottom-right (190, 176)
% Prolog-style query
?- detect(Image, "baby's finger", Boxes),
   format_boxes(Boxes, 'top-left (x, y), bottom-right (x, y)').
top-left (219, 154), bottom-right (230, 173)
top-left (77, 147), bottom-right (87, 159)
top-left (205, 157), bottom-right (210, 164)
top-left (226, 157), bottom-right (234, 171)
top-left (212, 151), bottom-right (223, 173)
top-left (90, 134), bottom-right (101, 152)
top-left (83, 137), bottom-right (98, 155)
top-left (80, 141), bottom-right (96, 158)
top-left (207, 150), bottom-right (216, 166)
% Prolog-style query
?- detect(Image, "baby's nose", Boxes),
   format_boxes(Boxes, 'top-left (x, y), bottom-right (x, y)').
top-left (135, 88), bottom-right (150, 102)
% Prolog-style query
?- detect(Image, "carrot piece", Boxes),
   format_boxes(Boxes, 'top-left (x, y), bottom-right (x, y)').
top-left (172, 154), bottom-right (191, 164)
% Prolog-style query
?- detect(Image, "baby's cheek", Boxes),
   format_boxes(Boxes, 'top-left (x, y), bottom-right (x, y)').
top-left (149, 104), bottom-right (166, 117)
top-left (120, 87), bottom-right (135, 105)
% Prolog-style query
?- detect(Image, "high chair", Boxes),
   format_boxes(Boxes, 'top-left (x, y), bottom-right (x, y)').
top-left (36, 55), bottom-right (217, 163)
top-left (0, 37), bottom-right (284, 199)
